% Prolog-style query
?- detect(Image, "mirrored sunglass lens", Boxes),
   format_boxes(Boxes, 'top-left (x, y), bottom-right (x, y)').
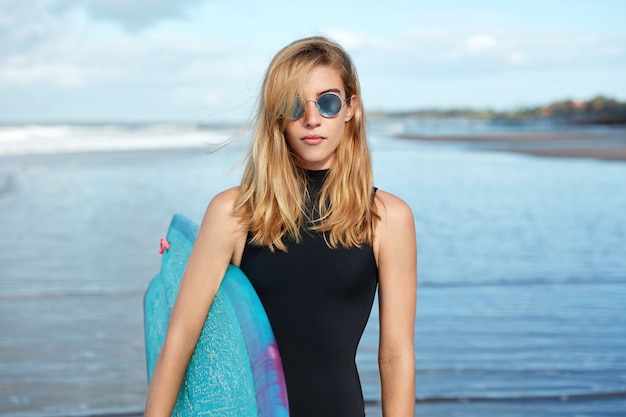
top-left (289, 98), bottom-right (304, 120)
top-left (317, 93), bottom-right (343, 117)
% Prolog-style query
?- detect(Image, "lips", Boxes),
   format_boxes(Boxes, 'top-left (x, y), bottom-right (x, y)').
top-left (302, 135), bottom-right (324, 145)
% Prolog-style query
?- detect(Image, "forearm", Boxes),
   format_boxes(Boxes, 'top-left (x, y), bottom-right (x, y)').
top-left (379, 351), bottom-right (415, 417)
top-left (144, 341), bottom-right (193, 416)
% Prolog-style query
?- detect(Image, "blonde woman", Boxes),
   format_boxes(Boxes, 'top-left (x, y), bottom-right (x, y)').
top-left (145, 36), bottom-right (417, 417)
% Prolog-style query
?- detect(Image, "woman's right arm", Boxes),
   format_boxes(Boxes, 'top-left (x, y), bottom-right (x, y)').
top-left (144, 188), bottom-right (243, 416)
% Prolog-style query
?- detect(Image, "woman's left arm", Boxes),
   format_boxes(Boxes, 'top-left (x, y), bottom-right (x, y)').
top-left (374, 191), bottom-right (417, 417)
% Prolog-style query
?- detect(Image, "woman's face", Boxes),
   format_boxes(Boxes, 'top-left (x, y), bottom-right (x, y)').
top-left (284, 65), bottom-right (355, 170)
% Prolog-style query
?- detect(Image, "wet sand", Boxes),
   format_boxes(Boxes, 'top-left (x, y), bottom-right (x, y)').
top-left (498, 146), bottom-right (626, 161)
top-left (396, 132), bottom-right (626, 162)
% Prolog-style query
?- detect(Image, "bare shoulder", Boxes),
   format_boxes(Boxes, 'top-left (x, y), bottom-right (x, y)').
top-left (201, 187), bottom-right (240, 223)
top-left (206, 187), bottom-right (240, 212)
top-left (198, 187), bottom-right (243, 237)
top-left (372, 190), bottom-right (416, 263)
top-left (197, 187), bottom-right (247, 264)
top-left (374, 189), bottom-right (414, 226)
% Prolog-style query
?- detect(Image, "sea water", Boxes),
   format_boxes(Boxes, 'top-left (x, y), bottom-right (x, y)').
top-left (0, 121), bottom-right (625, 416)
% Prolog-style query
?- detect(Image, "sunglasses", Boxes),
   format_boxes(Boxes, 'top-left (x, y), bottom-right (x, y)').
top-left (288, 92), bottom-right (350, 120)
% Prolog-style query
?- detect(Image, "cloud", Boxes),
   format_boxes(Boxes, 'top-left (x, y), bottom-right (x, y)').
top-left (323, 30), bottom-right (389, 52)
top-left (507, 51), bottom-right (526, 64)
top-left (0, 0), bottom-right (266, 121)
top-left (0, 0), bottom-right (258, 88)
top-left (338, 21), bottom-right (626, 111)
top-left (466, 35), bottom-right (497, 51)
top-left (1, 1), bottom-right (625, 120)
top-left (355, 26), bottom-right (626, 78)
top-left (84, 0), bottom-right (209, 31)
top-left (0, 64), bottom-right (85, 86)
top-left (0, 0), bottom-right (77, 54)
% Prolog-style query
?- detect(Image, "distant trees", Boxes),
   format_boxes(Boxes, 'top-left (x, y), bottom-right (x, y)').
top-left (373, 96), bottom-right (626, 125)
top-left (544, 96), bottom-right (626, 124)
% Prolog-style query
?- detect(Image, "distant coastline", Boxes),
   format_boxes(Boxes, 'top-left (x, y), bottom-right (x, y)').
top-left (2, 96), bottom-right (625, 128)
top-left (396, 131), bottom-right (626, 162)
top-left (370, 95), bottom-right (626, 126)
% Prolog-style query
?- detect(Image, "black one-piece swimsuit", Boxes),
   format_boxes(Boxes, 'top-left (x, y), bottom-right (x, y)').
top-left (239, 169), bottom-right (378, 417)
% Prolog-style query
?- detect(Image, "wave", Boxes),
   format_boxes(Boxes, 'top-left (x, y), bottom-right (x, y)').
top-left (421, 275), bottom-right (626, 289)
top-left (0, 123), bottom-right (240, 155)
top-left (0, 288), bottom-right (145, 300)
top-left (407, 390), bottom-right (626, 404)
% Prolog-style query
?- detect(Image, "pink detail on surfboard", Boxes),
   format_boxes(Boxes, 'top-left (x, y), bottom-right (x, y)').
top-left (158, 237), bottom-right (170, 254)
top-left (268, 342), bottom-right (289, 405)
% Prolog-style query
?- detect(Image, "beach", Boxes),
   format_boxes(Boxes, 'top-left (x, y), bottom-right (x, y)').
top-left (1, 121), bottom-right (625, 417)
top-left (396, 130), bottom-right (626, 162)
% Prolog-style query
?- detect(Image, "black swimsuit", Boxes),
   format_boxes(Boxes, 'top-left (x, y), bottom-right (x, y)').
top-left (239, 169), bottom-right (378, 417)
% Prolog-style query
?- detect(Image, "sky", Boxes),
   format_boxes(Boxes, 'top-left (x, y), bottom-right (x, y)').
top-left (1, 0), bottom-right (625, 123)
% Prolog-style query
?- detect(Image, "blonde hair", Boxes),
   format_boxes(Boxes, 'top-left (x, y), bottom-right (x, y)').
top-left (234, 36), bottom-right (378, 251)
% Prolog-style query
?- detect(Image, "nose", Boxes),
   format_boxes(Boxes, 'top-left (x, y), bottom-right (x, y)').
top-left (303, 101), bottom-right (321, 127)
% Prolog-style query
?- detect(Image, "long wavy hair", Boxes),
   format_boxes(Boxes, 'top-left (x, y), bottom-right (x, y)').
top-left (234, 36), bottom-right (378, 251)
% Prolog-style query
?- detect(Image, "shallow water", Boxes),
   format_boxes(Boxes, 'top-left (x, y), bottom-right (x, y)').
top-left (1, 121), bottom-right (625, 416)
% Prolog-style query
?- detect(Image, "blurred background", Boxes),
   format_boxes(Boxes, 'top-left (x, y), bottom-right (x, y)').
top-left (1, 1), bottom-right (625, 416)
top-left (2, 0), bottom-right (625, 123)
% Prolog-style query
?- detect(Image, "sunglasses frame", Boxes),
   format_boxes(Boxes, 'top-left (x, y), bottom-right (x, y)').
top-left (288, 92), bottom-right (350, 120)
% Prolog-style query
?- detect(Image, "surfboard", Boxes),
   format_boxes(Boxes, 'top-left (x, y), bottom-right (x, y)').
top-left (144, 213), bottom-right (289, 416)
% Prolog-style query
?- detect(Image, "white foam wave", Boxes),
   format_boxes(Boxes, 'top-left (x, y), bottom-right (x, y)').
top-left (0, 123), bottom-right (239, 155)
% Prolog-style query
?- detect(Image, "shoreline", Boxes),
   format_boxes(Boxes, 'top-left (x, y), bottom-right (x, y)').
top-left (50, 390), bottom-right (626, 417)
top-left (396, 132), bottom-right (626, 162)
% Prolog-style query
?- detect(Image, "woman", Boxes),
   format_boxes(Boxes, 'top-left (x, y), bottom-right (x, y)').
top-left (145, 36), bottom-right (416, 417)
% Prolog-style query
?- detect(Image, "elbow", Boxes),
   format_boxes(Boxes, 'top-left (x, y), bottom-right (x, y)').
top-left (378, 343), bottom-right (415, 377)
top-left (378, 349), bottom-right (415, 369)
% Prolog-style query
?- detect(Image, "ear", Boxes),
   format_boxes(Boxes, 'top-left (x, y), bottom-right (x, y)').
top-left (343, 95), bottom-right (357, 122)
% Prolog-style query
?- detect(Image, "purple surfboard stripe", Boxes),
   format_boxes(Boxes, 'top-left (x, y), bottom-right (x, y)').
top-left (222, 265), bottom-right (290, 416)
top-left (146, 214), bottom-right (289, 416)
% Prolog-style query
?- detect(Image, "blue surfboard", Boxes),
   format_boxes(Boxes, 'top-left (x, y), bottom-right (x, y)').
top-left (144, 214), bottom-right (289, 416)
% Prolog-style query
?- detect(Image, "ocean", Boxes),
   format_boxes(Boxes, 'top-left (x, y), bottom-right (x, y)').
top-left (1, 120), bottom-right (625, 416)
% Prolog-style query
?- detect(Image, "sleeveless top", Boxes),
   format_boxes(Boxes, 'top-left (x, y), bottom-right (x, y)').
top-left (239, 169), bottom-right (378, 417)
